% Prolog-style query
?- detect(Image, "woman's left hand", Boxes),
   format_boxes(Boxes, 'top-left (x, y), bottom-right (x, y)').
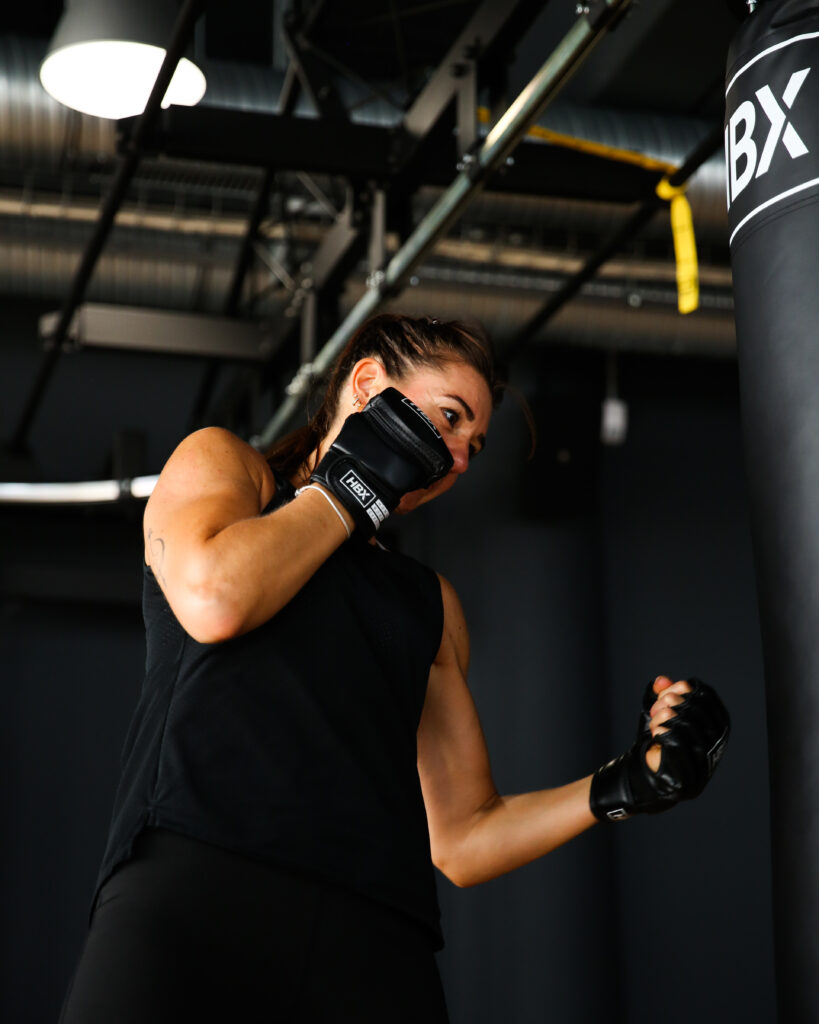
top-left (645, 676), bottom-right (692, 772)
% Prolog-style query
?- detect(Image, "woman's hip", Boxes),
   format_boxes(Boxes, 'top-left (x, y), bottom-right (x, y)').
top-left (59, 827), bottom-right (448, 1023)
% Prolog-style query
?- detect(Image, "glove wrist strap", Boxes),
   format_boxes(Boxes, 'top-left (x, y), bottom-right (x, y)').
top-left (590, 755), bottom-right (634, 823)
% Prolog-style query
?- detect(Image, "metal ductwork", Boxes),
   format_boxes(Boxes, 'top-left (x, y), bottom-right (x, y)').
top-left (0, 203), bottom-right (735, 354)
top-left (0, 33), bottom-right (732, 354)
top-left (0, 36), bottom-right (115, 167)
top-left (374, 273), bottom-right (736, 359)
top-left (0, 34), bottom-right (728, 231)
top-left (0, 218), bottom-right (244, 313)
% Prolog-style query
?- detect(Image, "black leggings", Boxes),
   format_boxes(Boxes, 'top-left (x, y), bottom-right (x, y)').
top-left (59, 828), bottom-right (448, 1023)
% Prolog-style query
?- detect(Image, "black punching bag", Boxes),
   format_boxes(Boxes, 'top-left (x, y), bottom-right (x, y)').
top-left (727, 2), bottom-right (819, 1020)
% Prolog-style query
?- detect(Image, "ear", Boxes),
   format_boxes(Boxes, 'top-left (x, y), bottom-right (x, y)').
top-left (350, 357), bottom-right (388, 404)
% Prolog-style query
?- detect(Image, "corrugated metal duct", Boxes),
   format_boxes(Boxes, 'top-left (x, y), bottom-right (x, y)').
top-left (0, 34), bottom-right (727, 239)
top-left (0, 34), bottom-right (733, 355)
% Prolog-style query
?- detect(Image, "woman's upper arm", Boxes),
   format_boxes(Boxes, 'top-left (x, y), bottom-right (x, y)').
top-left (417, 575), bottom-right (497, 872)
top-left (143, 428), bottom-right (273, 628)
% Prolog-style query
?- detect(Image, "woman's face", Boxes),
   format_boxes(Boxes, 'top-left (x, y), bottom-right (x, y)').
top-left (383, 359), bottom-right (494, 513)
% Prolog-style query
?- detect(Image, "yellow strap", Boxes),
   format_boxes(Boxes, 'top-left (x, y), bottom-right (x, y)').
top-left (524, 122), bottom-right (678, 173)
top-left (476, 106), bottom-right (677, 173)
top-left (656, 178), bottom-right (685, 201)
top-left (474, 107), bottom-right (700, 314)
top-left (656, 178), bottom-right (699, 314)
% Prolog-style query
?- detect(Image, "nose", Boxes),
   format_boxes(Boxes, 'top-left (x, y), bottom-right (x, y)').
top-left (447, 437), bottom-right (470, 475)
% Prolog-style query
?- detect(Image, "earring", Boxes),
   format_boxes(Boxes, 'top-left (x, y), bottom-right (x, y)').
top-left (352, 394), bottom-right (361, 408)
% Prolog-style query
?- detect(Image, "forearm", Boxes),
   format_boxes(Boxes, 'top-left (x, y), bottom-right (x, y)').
top-left (440, 775), bottom-right (596, 888)
top-left (161, 486), bottom-right (354, 642)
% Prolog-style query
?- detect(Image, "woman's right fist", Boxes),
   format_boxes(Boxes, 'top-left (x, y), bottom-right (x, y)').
top-left (589, 677), bottom-right (730, 822)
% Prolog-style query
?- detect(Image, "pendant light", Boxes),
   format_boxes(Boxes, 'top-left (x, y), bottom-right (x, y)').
top-left (40, 0), bottom-right (206, 120)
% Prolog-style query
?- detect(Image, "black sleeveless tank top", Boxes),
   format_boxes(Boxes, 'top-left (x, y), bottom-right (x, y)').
top-left (94, 476), bottom-right (445, 946)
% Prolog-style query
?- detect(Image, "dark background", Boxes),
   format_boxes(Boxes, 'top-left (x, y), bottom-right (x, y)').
top-left (0, 1), bottom-right (774, 1022)
top-left (1, 300), bottom-right (773, 1024)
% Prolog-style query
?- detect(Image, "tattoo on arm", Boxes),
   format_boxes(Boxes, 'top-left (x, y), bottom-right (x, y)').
top-left (147, 528), bottom-right (168, 586)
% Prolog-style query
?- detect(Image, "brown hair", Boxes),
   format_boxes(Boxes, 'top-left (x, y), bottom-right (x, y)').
top-left (265, 313), bottom-right (504, 480)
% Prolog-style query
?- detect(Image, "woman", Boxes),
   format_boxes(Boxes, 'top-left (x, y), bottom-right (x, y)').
top-left (60, 314), bottom-right (728, 1023)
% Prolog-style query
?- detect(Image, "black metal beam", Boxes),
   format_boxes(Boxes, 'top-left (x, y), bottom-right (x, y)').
top-left (123, 105), bottom-right (663, 204)
top-left (7, 0), bottom-right (206, 455)
top-left (225, 168), bottom-right (276, 318)
top-left (281, 2), bottom-right (348, 121)
top-left (122, 108), bottom-right (393, 178)
top-left (505, 124), bottom-right (725, 362)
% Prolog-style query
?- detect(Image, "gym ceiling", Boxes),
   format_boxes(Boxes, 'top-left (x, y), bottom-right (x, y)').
top-left (0, 0), bottom-right (743, 486)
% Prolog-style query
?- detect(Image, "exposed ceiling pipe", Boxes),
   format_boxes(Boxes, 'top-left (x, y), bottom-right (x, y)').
top-left (0, 204), bottom-right (734, 313)
top-left (0, 35), bottom-right (115, 167)
top-left (0, 34), bottom-right (728, 245)
top-left (371, 275), bottom-right (736, 359)
top-left (0, 224), bottom-right (735, 347)
top-left (0, 224), bottom-right (245, 313)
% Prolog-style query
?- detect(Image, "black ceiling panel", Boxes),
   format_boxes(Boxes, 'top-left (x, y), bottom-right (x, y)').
top-left (204, 0), bottom-right (274, 65)
top-left (307, 0), bottom-right (480, 86)
top-left (585, 0), bottom-right (743, 117)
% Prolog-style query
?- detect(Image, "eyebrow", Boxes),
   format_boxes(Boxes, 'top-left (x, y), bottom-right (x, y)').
top-left (443, 394), bottom-right (486, 452)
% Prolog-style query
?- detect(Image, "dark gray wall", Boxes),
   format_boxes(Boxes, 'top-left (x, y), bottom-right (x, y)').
top-left (0, 317), bottom-right (775, 1022)
top-left (0, 297), bottom-right (247, 484)
top-left (403, 351), bottom-right (775, 1024)
top-left (0, 600), bottom-right (144, 1023)
top-left (601, 359), bottom-right (774, 1024)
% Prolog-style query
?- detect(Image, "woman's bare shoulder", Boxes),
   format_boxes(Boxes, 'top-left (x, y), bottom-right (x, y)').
top-left (155, 427), bottom-right (276, 509)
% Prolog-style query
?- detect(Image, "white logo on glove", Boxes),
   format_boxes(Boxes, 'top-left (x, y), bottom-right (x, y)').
top-left (341, 471), bottom-right (374, 507)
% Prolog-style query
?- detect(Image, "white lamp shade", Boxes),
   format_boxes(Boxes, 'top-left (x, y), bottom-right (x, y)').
top-left (39, 0), bottom-right (206, 120)
top-left (41, 40), bottom-right (206, 119)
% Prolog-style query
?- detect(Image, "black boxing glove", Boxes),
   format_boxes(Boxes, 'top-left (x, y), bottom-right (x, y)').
top-left (590, 677), bottom-right (730, 822)
top-left (311, 387), bottom-right (454, 536)
top-left (646, 677), bottom-right (730, 795)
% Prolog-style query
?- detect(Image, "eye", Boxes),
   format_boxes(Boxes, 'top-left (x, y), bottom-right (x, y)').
top-left (442, 407), bottom-right (459, 427)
